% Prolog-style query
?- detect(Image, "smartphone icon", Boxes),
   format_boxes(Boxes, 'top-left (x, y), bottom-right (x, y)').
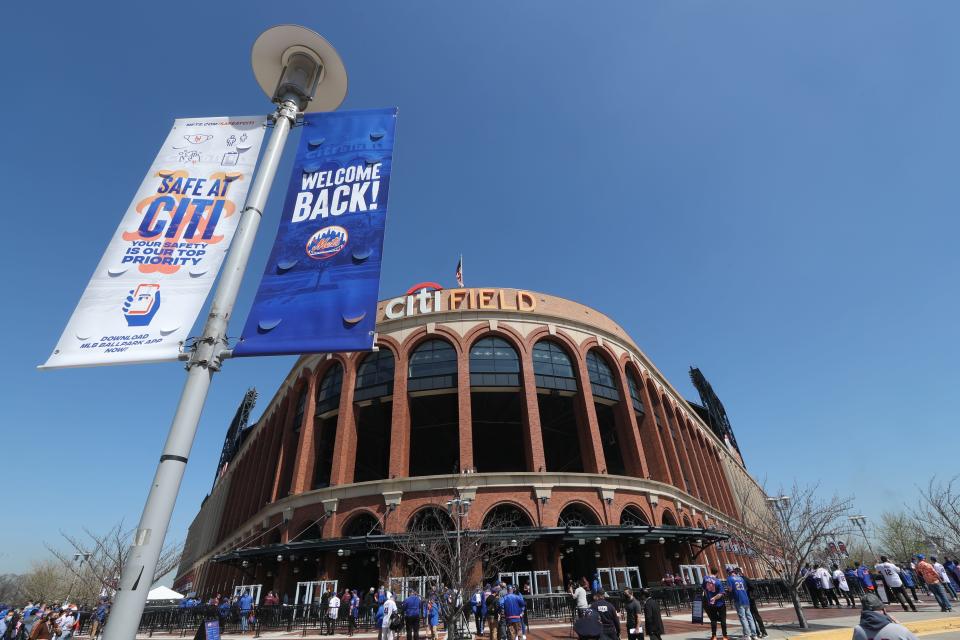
top-left (128, 284), bottom-right (160, 315)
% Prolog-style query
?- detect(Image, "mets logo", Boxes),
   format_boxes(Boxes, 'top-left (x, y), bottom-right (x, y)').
top-left (306, 225), bottom-right (348, 259)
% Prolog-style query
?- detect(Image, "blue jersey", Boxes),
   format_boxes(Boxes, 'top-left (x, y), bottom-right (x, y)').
top-left (856, 567), bottom-right (874, 588)
top-left (702, 576), bottom-right (725, 606)
top-left (726, 575), bottom-right (750, 607)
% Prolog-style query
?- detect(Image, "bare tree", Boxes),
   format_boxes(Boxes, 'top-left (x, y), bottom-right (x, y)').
top-left (384, 501), bottom-right (536, 640)
top-left (0, 574), bottom-right (25, 604)
top-left (20, 561), bottom-right (71, 604)
top-left (914, 475), bottom-right (960, 556)
top-left (877, 512), bottom-right (926, 562)
top-left (46, 521), bottom-right (183, 604)
top-left (727, 480), bottom-right (853, 629)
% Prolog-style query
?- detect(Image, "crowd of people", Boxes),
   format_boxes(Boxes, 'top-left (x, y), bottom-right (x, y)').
top-left (0, 601), bottom-right (110, 640)
top-left (800, 553), bottom-right (960, 614)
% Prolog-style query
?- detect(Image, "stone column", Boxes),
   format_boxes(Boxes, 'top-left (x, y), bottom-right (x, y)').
top-left (388, 348), bottom-right (411, 478)
top-left (520, 350), bottom-right (546, 472)
top-left (329, 359), bottom-right (358, 485)
top-left (457, 344), bottom-right (473, 472)
top-left (291, 372), bottom-right (320, 494)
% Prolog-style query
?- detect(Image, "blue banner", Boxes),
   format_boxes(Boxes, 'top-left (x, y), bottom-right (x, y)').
top-left (234, 108), bottom-right (397, 356)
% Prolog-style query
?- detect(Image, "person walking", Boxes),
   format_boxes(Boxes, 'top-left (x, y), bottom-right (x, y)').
top-left (401, 590), bottom-right (422, 640)
top-left (931, 558), bottom-right (959, 600)
top-left (484, 587), bottom-right (501, 640)
top-left (899, 564), bottom-right (920, 603)
top-left (237, 590), bottom-right (253, 634)
top-left (424, 593), bottom-right (439, 640)
top-left (382, 594), bottom-right (398, 640)
top-left (640, 589), bottom-right (663, 640)
top-left (740, 569), bottom-right (767, 638)
top-left (802, 564), bottom-right (825, 608)
top-left (501, 586), bottom-right (525, 640)
top-left (832, 564), bottom-right (856, 607)
top-left (349, 590), bottom-right (361, 637)
top-left (875, 556), bottom-right (916, 612)
top-left (815, 564), bottom-right (840, 607)
top-left (56, 609), bottom-right (76, 640)
top-left (472, 587), bottom-right (484, 636)
top-left (916, 554), bottom-right (952, 612)
top-left (855, 562), bottom-right (876, 594)
top-left (726, 568), bottom-right (759, 640)
top-left (27, 614), bottom-right (54, 640)
top-left (702, 567), bottom-right (729, 640)
top-left (588, 591), bottom-right (619, 640)
top-left (852, 593), bottom-right (919, 640)
top-left (621, 589), bottom-right (642, 640)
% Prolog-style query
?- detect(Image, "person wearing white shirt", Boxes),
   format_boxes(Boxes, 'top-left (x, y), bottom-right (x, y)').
top-left (815, 566), bottom-right (841, 607)
top-left (382, 596), bottom-right (398, 640)
top-left (876, 556), bottom-right (916, 612)
top-left (931, 558), bottom-right (959, 600)
top-left (326, 593), bottom-right (341, 635)
top-left (832, 564), bottom-right (855, 607)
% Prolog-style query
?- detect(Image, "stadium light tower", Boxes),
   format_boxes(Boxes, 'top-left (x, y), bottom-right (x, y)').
top-left (102, 25), bottom-right (347, 640)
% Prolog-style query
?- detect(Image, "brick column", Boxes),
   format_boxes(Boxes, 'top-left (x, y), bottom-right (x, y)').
top-left (329, 359), bottom-right (358, 485)
top-left (270, 397), bottom-right (295, 501)
top-left (694, 433), bottom-right (723, 513)
top-left (573, 360), bottom-right (606, 474)
top-left (654, 393), bottom-right (685, 491)
top-left (520, 351), bottom-right (546, 472)
top-left (613, 369), bottom-right (649, 479)
top-left (291, 372), bottom-right (320, 494)
top-left (258, 417), bottom-right (283, 508)
top-left (388, 349), bottom-right (411, 479)
top-left (457, 345), bottom-right (473, 472)
top-left (715, 450), bottom-right (740, 518)
top-left (676, 416), bottom-right (708, 502)
top-left (637, 375), bottom-right (672, 484)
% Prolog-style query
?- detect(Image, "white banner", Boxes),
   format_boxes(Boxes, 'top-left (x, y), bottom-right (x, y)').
top-left (41, 116), bottom-right (267, 368)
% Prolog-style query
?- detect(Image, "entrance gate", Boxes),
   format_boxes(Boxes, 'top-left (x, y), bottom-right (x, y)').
top-left (497, 571), bottom-right (552, 595)
top-left (387, 575), bottom-right (439, 598)
top-left (596, 567), bottom-right (642, 591)
top-left (679, 565), bottom-right (708, 586)
top-left (233, 584), bottom-right (263, 604)
top-left (295, 580), bottom-right (339, 606)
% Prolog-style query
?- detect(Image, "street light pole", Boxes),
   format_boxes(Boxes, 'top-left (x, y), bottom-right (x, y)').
top-left (103, 26), bottom-right (347, 640)
top-left (849, 515), bottom-right (876, 559)
top-left (446, 496), bottom-right (473, 640)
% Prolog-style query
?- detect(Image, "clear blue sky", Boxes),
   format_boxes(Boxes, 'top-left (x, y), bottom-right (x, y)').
top-left (2, 1), bottom-right (957, 572)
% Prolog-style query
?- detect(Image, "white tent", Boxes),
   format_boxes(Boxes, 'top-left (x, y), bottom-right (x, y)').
top-left (147, 586), bottom-right (184, 601)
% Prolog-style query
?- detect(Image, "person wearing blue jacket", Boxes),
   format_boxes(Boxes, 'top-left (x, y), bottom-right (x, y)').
top-left (471, 587), bottom-right (484, 635)
top-left (501, 586), bottom-right (525, 640)
top-left (855, 562), bottom-right (875, 591)
top-left (899, 564), bottom-right (919, 602)
top-left (238, 591), bottom-right (253, 633)
top-left (726, 569), bottom-right (759, 640)
top-left (401, 591), bottom-right (422, 640)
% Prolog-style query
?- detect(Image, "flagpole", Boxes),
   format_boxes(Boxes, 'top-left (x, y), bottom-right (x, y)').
top-left (102, 27), bottom-right (346, 640)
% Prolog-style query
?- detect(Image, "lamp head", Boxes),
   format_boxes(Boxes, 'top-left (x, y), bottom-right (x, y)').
top-left (251, 25), bottom-right (348, 112)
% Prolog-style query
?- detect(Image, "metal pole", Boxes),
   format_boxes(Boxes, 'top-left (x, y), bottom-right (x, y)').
top-left (103, 96), bottom-right (300, 640)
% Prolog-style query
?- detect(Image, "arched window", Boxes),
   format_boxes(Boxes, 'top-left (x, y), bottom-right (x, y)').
top-left (407, 507), bottom-right (454, 532)
top-left (470, 337), bottom-right (520, 387)
top-left (296, 521), bottom-right (324, 541)
top-left (408, 339), bottom-right (457, 392)
top-left (315, 362), bottom-right (343, 415)
top-left (620, 506), bottom-right (650, 527)
top-left (532, 340), bottom-right (577, 391)
top-left (586, 350), bottom-right (620, 402)
top-left (354, 349), bottom-right (395, 402)
top-left (342, 512), bottom-right (383, 537)
top-left (558, 504), bottom-right (599, 527)
top-left (661, 511), bottom-right (678, 527)
top-left (626, 369), bottom-right (645, 417)
top-left (482, 504), bottom-right (533, 529)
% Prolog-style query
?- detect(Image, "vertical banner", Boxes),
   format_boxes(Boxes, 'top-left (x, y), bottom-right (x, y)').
top-left (41, 117), bottom-right (267, 368)
top-left (234, 108), bottom-right (397, 357)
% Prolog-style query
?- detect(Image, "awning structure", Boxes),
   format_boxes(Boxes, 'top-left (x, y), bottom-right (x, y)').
top-left (212, 525), bottom-right (730, 565)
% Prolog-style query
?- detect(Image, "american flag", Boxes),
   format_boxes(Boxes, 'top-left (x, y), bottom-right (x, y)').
top-left (455, 255), bottom-right (463, 287)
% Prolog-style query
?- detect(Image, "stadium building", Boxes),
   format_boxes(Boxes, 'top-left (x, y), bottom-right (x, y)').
top-left (174, 286), bottom-right (768, 603)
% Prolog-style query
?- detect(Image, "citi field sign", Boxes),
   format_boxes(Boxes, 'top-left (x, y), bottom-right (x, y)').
top-left (383, 285), bottom-right (537, 320)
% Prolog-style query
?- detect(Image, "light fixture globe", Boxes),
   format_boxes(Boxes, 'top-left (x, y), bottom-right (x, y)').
top-left (251, 25), bottom-right (348, 112)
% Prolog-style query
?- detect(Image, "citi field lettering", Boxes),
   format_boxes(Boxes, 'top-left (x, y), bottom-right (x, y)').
top-left (384, 288), bottom-right (537, 320)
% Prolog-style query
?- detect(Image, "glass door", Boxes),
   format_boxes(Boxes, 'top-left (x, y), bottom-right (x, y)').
top-left (233, 584), bottom-right (263, 604)
top-left (514, 571), bottom-right (532, 595)
top-left (498, 572), bottom-right (515, 587)
top-left (625, 567), bottom-right (642, 590)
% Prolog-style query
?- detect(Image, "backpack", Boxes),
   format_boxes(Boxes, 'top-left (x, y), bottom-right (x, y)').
top-left (574, 610), bottom-right (602, 640)
top-left (389, 611), bottom-right (405, 633)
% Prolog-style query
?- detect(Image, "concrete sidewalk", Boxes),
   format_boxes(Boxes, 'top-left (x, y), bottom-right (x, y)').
top-left (133, 604), bottom-right (960, 640)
